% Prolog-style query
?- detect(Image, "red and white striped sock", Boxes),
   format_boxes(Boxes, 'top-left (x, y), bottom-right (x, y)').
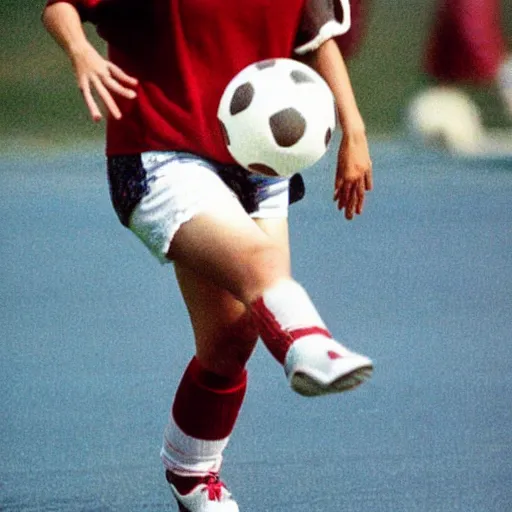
top-left (161, 357), bottom-right (247, 476)
top-left (251, 279), bottom-right (333, 365)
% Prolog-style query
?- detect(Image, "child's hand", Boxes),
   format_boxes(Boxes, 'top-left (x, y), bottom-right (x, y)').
top-left (71, 42), bottom-right (138, 122)
top-left (333, 131), bottom-right (373, 220)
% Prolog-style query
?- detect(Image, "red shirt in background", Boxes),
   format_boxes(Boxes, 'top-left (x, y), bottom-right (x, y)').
top-left (424, 0), bottom-right (507, 84)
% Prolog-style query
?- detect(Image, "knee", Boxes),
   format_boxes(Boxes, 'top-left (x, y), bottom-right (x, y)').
top-left (238, 242), bottom-right (291, 302)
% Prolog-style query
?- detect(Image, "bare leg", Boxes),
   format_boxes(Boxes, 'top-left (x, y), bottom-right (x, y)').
top-left (161, 217), bottom-right (290, 502)
top-left (167, 203), bottom-right (291, 305)
top-left (174, 216), bottom-right (290, 376)
top-left (167, 206), bottom-right (372, 395)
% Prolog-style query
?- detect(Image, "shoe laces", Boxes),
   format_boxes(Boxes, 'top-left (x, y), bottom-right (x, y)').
top-left (203, 474), bottom-right (225, 501)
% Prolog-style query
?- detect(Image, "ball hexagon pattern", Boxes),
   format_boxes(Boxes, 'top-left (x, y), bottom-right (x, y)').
top-left (217, 58), bottom-right (337, 177)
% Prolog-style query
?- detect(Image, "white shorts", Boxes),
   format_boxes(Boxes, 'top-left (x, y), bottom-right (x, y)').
top-left (107, 151), bottom-right (304, 264)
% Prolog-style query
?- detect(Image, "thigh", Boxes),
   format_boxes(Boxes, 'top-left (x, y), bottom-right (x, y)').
top-left (253, 216), bottom-right (290, 263)
top-left (175, 217), bottom-right (290, 376)
top-left (119, 151), bottom-right (293, 302)
top-left (169, 207), bottom-right (290, 303)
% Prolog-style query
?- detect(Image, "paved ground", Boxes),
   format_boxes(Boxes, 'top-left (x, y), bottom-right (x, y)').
top-left (1, 141), bottom-right (511, 511)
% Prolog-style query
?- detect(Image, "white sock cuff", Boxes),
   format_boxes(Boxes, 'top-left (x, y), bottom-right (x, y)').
top-left (261, 279), bottom-right (326, 331)
top-left (161, 418), bottom-right (229, 475)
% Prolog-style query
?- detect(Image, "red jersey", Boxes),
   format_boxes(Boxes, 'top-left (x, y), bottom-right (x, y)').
top-left (45, 0), bottom-right (350, 162)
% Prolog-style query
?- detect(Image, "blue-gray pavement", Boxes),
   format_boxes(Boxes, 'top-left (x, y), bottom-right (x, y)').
top-left (1, 141), bottom-right (511, 511)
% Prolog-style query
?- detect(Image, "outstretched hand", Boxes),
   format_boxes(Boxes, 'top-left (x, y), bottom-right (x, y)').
top-left (71, 42), bottom-right (138, 122)
top-left (333, 131), bottom-right (373, 220)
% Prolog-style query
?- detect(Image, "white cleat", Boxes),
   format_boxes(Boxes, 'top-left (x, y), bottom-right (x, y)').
top-left (167, 471), bottom-right (239, 512)
top-left (284, 336), bottom-right (373, 397)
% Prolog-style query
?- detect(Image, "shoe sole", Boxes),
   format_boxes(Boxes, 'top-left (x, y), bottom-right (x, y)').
top-left (290, 365), bottom-right (373, 397)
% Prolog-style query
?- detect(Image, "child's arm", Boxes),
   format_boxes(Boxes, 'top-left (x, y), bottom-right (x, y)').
top-left (42, 1), bottom-right (137, 121)
top-left (307, 38), bottom-right (373, 220)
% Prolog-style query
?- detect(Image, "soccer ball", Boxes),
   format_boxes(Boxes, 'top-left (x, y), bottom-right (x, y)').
top-left (405, 86), bottom-right (484, 154)
top-left (217, 58), bottom-right (337, 177)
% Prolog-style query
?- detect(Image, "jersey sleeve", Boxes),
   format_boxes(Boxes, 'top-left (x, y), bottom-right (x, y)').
top-left (294, 0), bottom-right (352, 55)
top-left (44, 0), bottom-right (100, 22)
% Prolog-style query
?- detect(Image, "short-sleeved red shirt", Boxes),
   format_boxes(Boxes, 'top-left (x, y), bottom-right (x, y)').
top-left (45, 0), bottom-right (349, 162)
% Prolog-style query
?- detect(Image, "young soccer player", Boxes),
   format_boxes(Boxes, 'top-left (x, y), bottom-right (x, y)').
top-left (42, 1), bottom-right (374, 511)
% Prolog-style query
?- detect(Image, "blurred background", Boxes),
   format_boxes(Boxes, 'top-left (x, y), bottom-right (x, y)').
top-left (0, 0), bottom-right (511, 151)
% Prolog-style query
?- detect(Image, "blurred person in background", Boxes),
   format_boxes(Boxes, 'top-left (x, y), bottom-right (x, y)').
top-left (424, 0), bottom-right (512, 117)
top-left (338, 0), bottom-right (511, 116)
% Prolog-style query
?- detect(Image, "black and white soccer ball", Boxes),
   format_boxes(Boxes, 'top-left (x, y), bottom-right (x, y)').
top-left (217, 58), bottom-right (336, 177)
